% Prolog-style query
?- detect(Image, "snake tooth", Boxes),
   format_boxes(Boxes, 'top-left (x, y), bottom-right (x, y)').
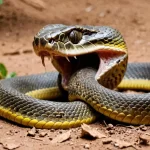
top-left (65, 57), bottom-right (70, 62)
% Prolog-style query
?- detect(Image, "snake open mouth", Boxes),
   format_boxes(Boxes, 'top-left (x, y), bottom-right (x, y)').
top-left (52, 53), bottom-right (100, 89)
top-left (39, 50), bottom-right (126, 90)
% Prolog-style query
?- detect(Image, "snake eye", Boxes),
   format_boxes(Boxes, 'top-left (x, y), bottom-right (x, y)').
top-left (69, 30), bottom-right (82, 44)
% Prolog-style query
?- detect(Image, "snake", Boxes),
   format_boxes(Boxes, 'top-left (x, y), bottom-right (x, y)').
top-left (0, 24), bottom-right (150, 129)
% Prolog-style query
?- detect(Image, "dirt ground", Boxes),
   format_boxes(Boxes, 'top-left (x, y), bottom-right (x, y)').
top-left (0, 0), bottom-right (150, 149)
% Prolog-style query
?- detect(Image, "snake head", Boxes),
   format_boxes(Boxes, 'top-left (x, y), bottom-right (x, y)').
top-left (33, 24), bottom-right (128, 90)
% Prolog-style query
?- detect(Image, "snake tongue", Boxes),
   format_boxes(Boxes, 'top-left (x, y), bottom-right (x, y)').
top-left (39, 51), bottom-right (51, 67)
top-left (41, 55), bottom-right (45, 67)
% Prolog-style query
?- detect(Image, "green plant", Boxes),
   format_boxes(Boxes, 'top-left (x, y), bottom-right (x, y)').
top-left (0, 63), bottom-right (17, 79)
top-left (0, 0), bottom-right (3, 5)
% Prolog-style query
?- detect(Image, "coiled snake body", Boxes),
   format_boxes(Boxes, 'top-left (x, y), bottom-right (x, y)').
top-left (0, 24), bottom-right (150, 129)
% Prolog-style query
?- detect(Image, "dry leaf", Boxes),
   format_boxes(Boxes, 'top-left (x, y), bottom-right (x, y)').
top-left (139, 133), bottom-right (150, 145)
top-left (3, 143), bottom-right (20, 150)
top-left (51, 130), bottom-right (71, 143)
top-left (113, 140), bottom-right (134, 149)
top-left (139, 125), bottom-right (147, 131)
top-left (81, 123), bottom-right (106, 139)
top-left (0, 141), bottom-right (20, 150)
top-left (27, 127), bottom-right (37, 137)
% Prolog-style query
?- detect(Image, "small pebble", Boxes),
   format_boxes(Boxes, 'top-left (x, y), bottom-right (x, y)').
top-left (114, 143), bottom-right (119, 147)
top-left (70, 142), bottom-right (74, 145)
top-left (84, 144), bottom-right (90, 149)
top-left (102, 138), bottom-right (112, 144)
top-left (99, 12), bottom-right (106, 17)
top-left (50, 129), bottom-right (55, 132)
top-left (85, 6), bottom-right (93, 12)
top-left (139, 125), bottom-right (147, 131)
top-left (27, 127), bottom-right (36, 137)
top-left (108, 130), bottom-right (115, 135)
top-left (106, 124), bottom-right (114, 130)
top-left (39, 131), bottom-right (47, 137)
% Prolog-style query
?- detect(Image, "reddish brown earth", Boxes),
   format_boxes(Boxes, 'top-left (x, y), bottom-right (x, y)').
top-left (0, 0), bottom-right (150, 149)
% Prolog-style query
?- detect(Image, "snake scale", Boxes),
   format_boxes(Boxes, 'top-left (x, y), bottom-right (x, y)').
top-left (0, 24), bottom-right (150, 129)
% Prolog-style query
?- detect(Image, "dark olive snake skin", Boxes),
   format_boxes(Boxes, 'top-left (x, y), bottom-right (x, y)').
top-left (0, 24), bottom-right (150, 128)
top-left (0, 72), bottom-right (96, 128)
top-left (68, 63), bottom-right (150, 125)
top-left (123, 63), bottom-right (150, 80)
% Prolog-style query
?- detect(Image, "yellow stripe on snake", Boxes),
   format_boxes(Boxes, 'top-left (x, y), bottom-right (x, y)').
top-left (0, 24), bottom-right (150, 129)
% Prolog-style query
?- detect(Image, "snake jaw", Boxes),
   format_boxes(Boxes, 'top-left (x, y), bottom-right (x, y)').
top-left (96, 50), bottom-right (126, 78)
top-left (38, 49), bottom-right (127, 90)
top-left (96, 50), bottom-right (128, 89)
